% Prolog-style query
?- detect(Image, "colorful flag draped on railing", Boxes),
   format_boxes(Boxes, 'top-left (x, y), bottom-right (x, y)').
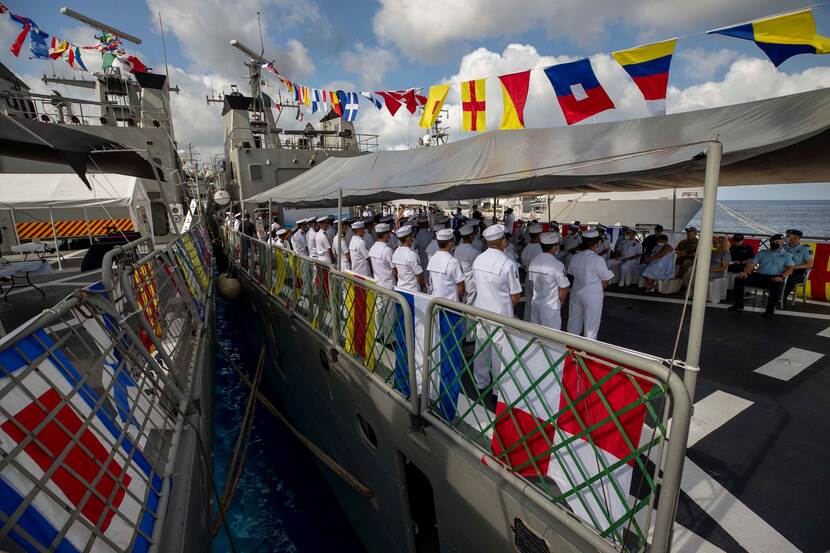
top-left (393, 288), bottom-right (429, 397)
top-left (490, 331), bottom-right (655, 541)
top-left (709, 9), bottom-right (830, 67)
top-left (344, 279), bottom-right (379, 367)
top-left (461, 78), bottom-right (486, 132)
top-left (612, 39), bottom-right (676, 115)
top-left (419, 84), bottom-right (450, 128)
top-left (498, 70), bottom-right (531, 130)
top-left (544, 59), bottom-right (615, 125)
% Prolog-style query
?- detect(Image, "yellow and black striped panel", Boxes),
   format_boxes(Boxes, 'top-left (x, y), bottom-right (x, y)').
top-left (16, 218), bottom-right (134, 239)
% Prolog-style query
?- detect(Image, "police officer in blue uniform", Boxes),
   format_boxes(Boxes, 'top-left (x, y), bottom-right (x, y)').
top-left (782, 229), bottom-right (814, 304)
top-left (729, 233), bottom-right (794, 318)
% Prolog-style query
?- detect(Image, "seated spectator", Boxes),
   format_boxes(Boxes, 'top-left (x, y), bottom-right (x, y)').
top-left (728, 233), bottom-right (755, 273)
top-left (729, 233), bottom-right (794, 318)
top-left (642, 235), bottom-right (675, 293)
top-left (709, 236), bottom-right (731, 280)
top-left (641, 224), bottom-right (664, 263)
top-left (783, 228), bottom-right (813, 304)
top-left (675, 227), bottom-right (698, 279)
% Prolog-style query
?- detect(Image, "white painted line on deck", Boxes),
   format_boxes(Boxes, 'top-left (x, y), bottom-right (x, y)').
top-left (753, 347), bottom-right (824, 381)
top-left (672, 523), bottom-right (727, 553)
top-left (682, 458), bottom-right (800, 553)
top-left (818, 326), bottom-right (830, 338)
top-left (605, 292), bottom-right (830, 321)
top-left (685, 391), bottom-right (753, 448)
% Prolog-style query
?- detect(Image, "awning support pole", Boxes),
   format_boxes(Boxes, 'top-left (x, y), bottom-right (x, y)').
top-left (684, 139), bottom-right (722, 403)
top-left (547, 195), bottom-right (551, 222)
top-left (48, 207), bottom-right (62, 270)
top-left (9, 208), bottom-right (20, 247)
top-left (672, 187), bottom-right (677, 232)
top-left (337, 188), bottom-right (343, 271)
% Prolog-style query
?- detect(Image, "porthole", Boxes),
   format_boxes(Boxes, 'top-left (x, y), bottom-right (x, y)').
top-left (355, 412), bottom-right (379, 450)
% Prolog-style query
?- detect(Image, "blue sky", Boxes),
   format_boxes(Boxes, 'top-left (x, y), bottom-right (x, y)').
top-left (2, 0), bottom-right (830, 200)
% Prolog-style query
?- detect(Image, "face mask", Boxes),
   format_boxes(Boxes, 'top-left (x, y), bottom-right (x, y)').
top-left (770, 242), bottom-right (782, 250)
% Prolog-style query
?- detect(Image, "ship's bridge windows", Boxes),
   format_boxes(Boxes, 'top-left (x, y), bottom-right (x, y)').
top-left (249, 164), bottom-right (263, 181)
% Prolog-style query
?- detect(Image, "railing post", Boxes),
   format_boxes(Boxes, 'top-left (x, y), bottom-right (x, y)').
top-left (684, 139), bottom-right (721, 403)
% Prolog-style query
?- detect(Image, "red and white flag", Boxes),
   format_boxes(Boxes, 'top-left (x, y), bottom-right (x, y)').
top-left (491, 332), bottom-right (653, 537)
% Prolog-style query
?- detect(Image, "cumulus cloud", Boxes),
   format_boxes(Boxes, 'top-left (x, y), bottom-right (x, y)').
top-left (372, 0), bottom-right (807, 61)
top-left (676, 47), bottom-right (741, 81)
top-left (340, 42), bottom-right (397, 89)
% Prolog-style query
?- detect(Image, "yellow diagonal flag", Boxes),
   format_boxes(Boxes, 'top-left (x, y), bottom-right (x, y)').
top-left (419, 84), bottom-right (450, 129)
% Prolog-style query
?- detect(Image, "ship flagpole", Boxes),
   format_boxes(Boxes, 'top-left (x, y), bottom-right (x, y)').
top-left (337, 188), bottom-right (343, 271)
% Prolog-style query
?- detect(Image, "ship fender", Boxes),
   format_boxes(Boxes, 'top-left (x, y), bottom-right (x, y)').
top-left (216, 273), bottom-right (242, 299)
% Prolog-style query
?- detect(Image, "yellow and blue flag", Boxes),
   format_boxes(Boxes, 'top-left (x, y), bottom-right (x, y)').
top-left (709, 9), bottom-right (830, 67)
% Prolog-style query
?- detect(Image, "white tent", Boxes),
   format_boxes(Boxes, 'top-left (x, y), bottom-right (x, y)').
top-left (0, 173), bottom-right (154, 256)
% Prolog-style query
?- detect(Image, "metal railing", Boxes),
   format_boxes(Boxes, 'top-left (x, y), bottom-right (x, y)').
top-left (222, 226), bottom-right (690, 553)
top-left (0, 222), bottom-right (213, 553)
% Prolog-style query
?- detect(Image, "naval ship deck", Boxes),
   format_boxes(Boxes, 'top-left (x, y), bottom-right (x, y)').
top-left (572, 285), bottom-right (829, 553)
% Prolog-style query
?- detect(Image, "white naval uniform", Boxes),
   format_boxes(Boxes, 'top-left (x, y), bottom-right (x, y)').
top-left (291, 229), bottom-right (308, 256)
top-left (414, 228), bottom-right (433, 272)
top-left (505, 213), bottom-right (516, 235)
top-left (392, 245), bottom-right (423, 292)
top-left (567, 249), bottom-right (614, 340)
top-left (528, 253), bottom-right (570, 330)
top-left (597, 237), bottom-right (612, 260)
top-left (427, 250), bottom-right (465, 301)
top-left (426, 240), bottom-right (440, 264)
top-left (306, 228), bottom-right (319, 259)
top-left (453, 242), bottom-right (479, 304)
top-left (608, 238), bottom-right (642, 286)
top-left (316, 230), bottom-right (333, 263)
top-left (369, 241), bottom-right (396, 288)
top-left (349, 235), bottom-right (372, 276)
top-left (332, 236), bottom-right (351, 270)
top-left (472, 248), bottom-right (521, 389)
top-left (520, 242), bottom-right (543, 321)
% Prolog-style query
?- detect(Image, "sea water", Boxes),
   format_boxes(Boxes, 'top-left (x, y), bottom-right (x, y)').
top-left (213, 295), bottom-right (364, 552)
top-left (687, 200), bottom-right (830, 238)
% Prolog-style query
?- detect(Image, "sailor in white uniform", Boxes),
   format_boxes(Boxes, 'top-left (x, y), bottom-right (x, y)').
top-left (233, 213), bottom-right (242, 230)
top-left (332, 224), bottom-right (351, 270)
top-left (528, 232), bottom-right (570, 330)
top-left (520, 223), bottom-right (544, 268)
top-left (273, 228), bottom-right (290, 249)
top-left (316, 216), bottom-right (334, 263)
top-left (349, 221), bottom-right (372, 277)
top-left (425, 224), bottom-right (447, 264)
top-left (472, 224), bottom-right (521, 390)
top-left (324, 215), bottom-right (336, 245)
top-left (291, 218), bottom-right (309, 255)
top-left (566, 229), bottom-right (615, 340)
top-left (559, 224), bottom-right (582, 264)
top-left (392, 225), bottom-right (425, 292)
top-left (427, 229), bottom-right (466, 301)
top-left (470, 221), bottom-right (485, 252)
top-left (596, 226), bottom-right (612, 260)
top-left (454, 224), bottom-right (480, 304)
top-left (368, 223), bottom-right (396, 288)
top-left (306, 219), bottom-right (320, 259)
top-left (608, 227), bottom-right (642, 286)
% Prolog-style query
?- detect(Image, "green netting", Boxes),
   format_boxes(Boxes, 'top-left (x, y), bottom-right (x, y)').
top-left (424, 305), bottom-right (670, 551)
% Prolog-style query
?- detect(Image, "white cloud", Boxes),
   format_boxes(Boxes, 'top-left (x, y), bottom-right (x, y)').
top-left (676, 47), bottom-right (740, 81)
top-left (340, 42), bottom-right (397, 89)
top-left (372, 0), bottom-right (808, 61)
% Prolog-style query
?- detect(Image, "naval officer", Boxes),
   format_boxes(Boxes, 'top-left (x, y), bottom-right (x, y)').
top-left (306, 218), bottom-right (320, 259)
top-left (472, 224), bottom-right (521, 390)
top-left (392, 225), bottom-right (425, 292)
top-left (316, 217), bottom-right (334, 263)
top-left (608, 227), bottom-right (642, 286)
top-left (783, 229), bottom-right (813, 304)
top-left (368, 223), bottom-right (396, 288)
top-left (349, 221), bottom-right (372, 277)
top-left (454, 224), bottom-right (480, 304)
top-left (528, 232), bottom-right (570, 330)
top-left (291, 218), bottom-right (309, 256)
top-left (427, 229), bottom-right (466, 301)
top-left (730, 233), bottom-right (794, 318)
top-left (566, 229), bottom-right (615, 340)
top-left (332, 223), bottom-right (351, 270)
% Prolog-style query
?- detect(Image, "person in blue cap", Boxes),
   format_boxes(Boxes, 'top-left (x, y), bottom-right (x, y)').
top-left (729, 233), bottom-right (794, 318)
top-left (783, 229), bottom-right (813, 304)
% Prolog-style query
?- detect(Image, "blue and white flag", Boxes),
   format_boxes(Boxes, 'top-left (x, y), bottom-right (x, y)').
top-left (311, 89), bottom-right (325, 113)
top-left (361, 91), bottom-right (384, 110)
top-left (340, 91), bottom-right (360, 122)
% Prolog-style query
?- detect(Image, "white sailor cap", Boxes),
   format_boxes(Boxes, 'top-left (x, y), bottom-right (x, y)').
top-left (396, 225), bottom-right (413, 238)
top-left (234, 212), bottom-right (242, 218)
top-left (276, 228), bottom-right (287, 236)
top-left (540, 232), bottom-right (560, 245)
top-left (316, 215), bottom-right (329, 223)
top-left (459, 224), bottom-right (475, 236)
top-left (483, 224), bottom-right (505, 241)
top-left (436, 228), bottom-right (454, 241)
top-left (375, 223), bottom-right (390, 233)
top-left (351, 221), bottom-right (365, 229)
top-left (528, 223), bottom-right (543, 234)
top-left (582, 229), bottom-right (599, 238)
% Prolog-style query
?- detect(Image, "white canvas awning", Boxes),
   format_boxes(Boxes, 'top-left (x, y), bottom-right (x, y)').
top-left (249, 87), bottom-right (830, 208)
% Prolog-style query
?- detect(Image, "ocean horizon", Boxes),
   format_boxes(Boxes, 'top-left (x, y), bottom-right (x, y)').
top-left (688, 199), bottom-right (830, 238)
